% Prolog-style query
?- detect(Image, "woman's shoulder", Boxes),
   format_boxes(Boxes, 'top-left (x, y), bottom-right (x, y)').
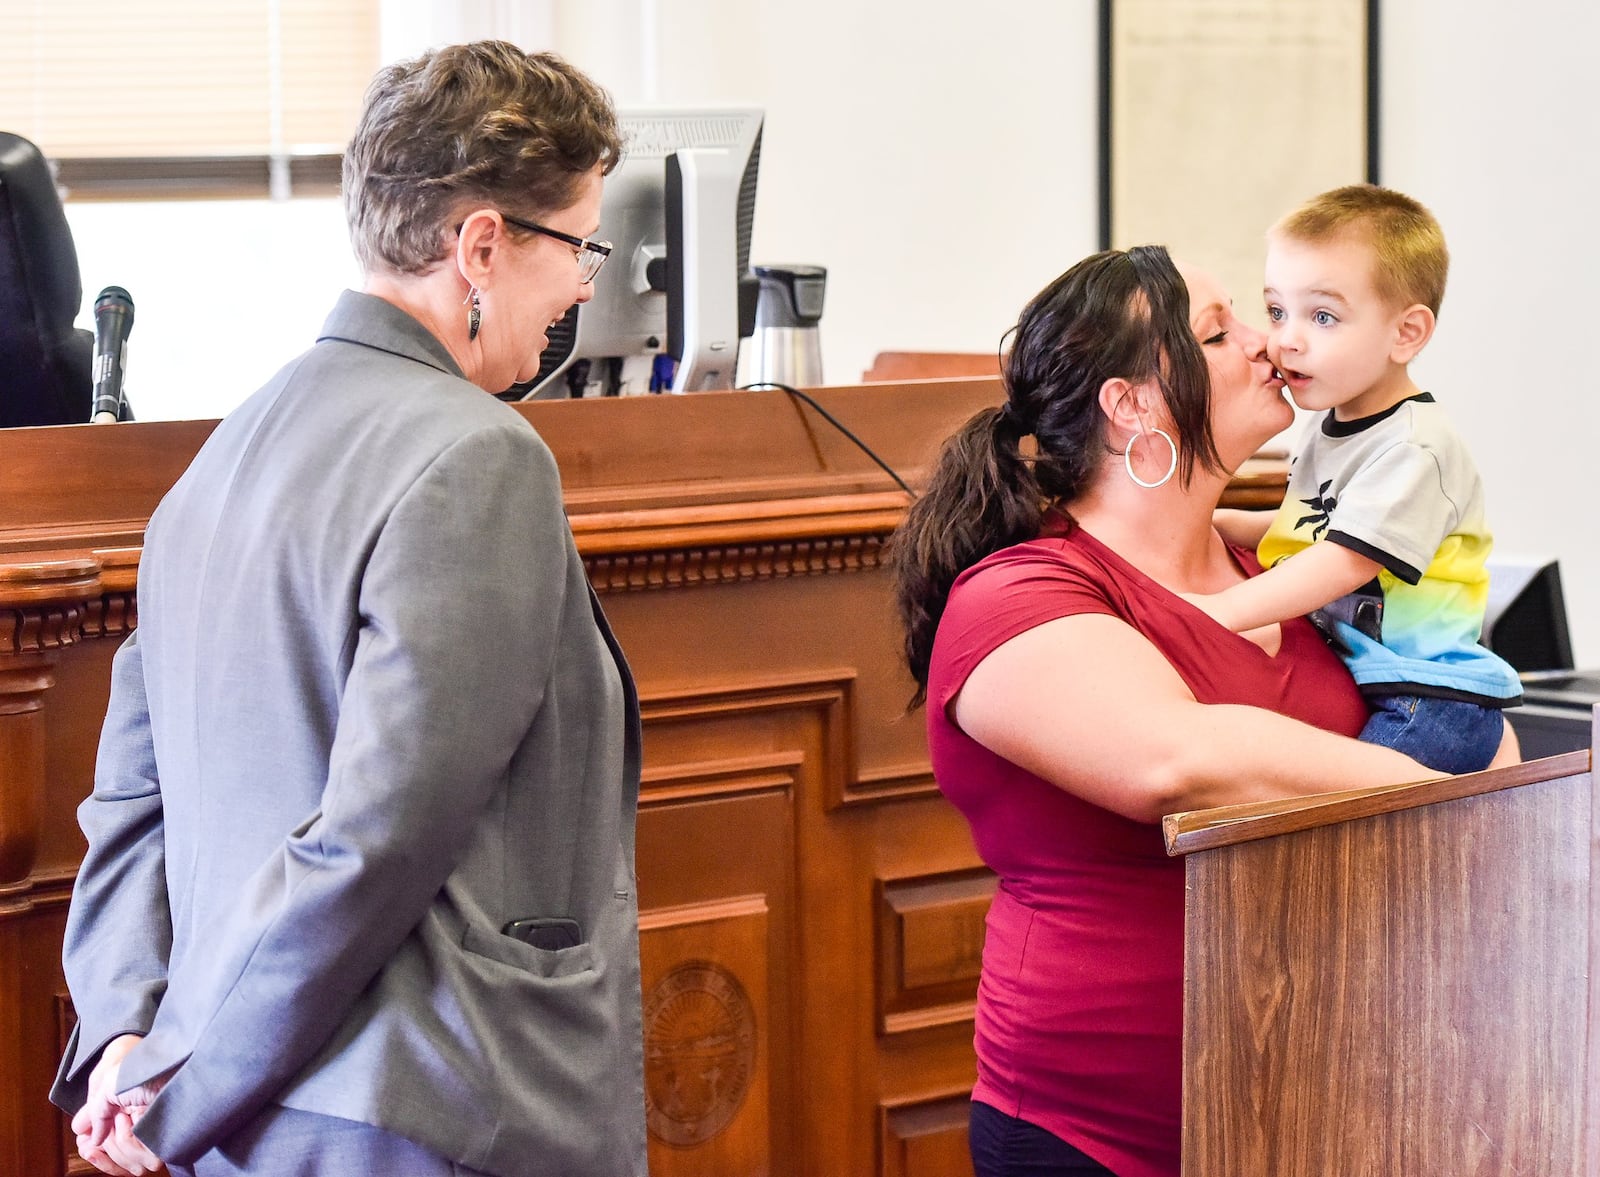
top-left (936, 530), bottom-right (1124, 671)
top-left (958, 526), bottom-right (1110, 587)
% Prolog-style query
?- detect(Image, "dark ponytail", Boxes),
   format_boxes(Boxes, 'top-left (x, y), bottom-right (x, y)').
top-left (889, 245), bottom-right (1219, 707)
top-left (892, 406), bottom-right (1042, 705)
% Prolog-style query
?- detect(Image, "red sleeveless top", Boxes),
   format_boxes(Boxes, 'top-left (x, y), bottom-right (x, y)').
top-left (927, 523), bottom-right (1367, 1177)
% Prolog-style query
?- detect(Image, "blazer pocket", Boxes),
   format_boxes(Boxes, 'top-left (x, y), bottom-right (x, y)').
top-left (461, 922), bottom-right (596, 979)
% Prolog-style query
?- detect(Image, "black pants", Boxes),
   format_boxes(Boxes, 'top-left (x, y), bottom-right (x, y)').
top-left (970, 1101), bottom-right (1118, 1176)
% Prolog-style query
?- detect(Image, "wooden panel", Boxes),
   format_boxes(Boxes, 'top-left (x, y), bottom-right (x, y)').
top-left (1183, 770), bottom-right (1593, 1175)
top-left (641, 897), bottom-right (770, 1174)
top-left (636, 718), bottom-right (800, 1176)
top-left (0, 893), bottom-right (80, 1177)
top-left (0, 421), bottom-right (219, 547)
top-left (879, 1092), bottom-right (975, 1177)
top-left (499, 381), bottom-right (1003, 516)
top-left (876, 870), bottom-right (995, 1036)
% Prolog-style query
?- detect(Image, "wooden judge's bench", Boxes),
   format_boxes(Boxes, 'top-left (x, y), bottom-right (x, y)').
top-left (0, 377), bottom-right (1032, 1177)
top-left (10, 379), bottom-right (1594, 1176)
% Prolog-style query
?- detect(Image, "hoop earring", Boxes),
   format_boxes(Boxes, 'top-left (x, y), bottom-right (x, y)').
top-left (465, 286), bottom-right (482, 342)
top-left (1125, 428), bottom-right (1177, 489)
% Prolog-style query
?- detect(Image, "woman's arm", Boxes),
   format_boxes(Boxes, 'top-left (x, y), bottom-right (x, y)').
top-left (952, 612), bottom-right (1433, 824)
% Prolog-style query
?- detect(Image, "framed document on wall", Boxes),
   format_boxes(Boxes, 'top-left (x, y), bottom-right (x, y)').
top-left (1099, 0), bottom-right (1377, 332)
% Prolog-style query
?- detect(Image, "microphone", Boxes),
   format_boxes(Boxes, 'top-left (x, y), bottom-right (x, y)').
top-left (91, 286), bottom-right (135, 424)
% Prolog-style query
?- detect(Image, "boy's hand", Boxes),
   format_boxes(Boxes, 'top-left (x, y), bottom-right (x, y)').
top-left (1182, 590), bottom-right (1282, 651)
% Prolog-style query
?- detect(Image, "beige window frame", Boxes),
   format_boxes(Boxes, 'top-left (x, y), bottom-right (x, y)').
top-left (0, 0), bottom-right (380, 200)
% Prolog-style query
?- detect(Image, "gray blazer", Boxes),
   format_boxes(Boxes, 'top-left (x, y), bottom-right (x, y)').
top-left (51, 291), bottom-right (648, 1176)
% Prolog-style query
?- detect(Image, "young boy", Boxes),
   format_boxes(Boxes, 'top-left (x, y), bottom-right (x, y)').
top-left (1188, 184), bottom-right (1520, 773)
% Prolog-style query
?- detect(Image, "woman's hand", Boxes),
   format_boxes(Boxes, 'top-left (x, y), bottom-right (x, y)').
top-left (1489, 719), bottom-right (1523, 769)
top-left (72, 1033), bottom-right (167, 1176)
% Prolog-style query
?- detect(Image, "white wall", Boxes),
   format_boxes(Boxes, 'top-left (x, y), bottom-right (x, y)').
top-left (1380, 0), bottom-right (1600, 662)
top-left (68, 199), bottom-right (360, 422)
top-left (547, 1), bottom-right (1100, 388)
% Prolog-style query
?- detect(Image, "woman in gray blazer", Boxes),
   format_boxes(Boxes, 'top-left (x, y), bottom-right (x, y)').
top-left (53, 41), bottom-right (647, 1177)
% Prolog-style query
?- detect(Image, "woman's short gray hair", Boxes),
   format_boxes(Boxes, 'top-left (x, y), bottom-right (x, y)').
top-left (342, 41), bottom-right (622, 276)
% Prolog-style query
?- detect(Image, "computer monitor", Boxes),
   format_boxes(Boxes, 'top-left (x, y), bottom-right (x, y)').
top-left (1482, 557), bottom-right (1575, 673)
top-left (517, 106), bottom-right (763, 398)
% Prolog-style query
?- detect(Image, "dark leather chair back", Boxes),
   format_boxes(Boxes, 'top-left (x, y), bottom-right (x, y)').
top-left (0, 132), bottom-right (92, 427)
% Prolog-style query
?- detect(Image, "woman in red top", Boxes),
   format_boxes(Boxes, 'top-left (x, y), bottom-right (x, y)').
top-left (891, 246), bottom-right (1516, 1177)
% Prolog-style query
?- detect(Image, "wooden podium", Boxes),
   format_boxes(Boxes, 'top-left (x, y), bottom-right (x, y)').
top-left (1166, 741), bottom-right (1600, 1175)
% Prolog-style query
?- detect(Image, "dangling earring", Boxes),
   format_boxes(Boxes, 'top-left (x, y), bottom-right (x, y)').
top-left (1124, 428), bottom-right (1177, 489)
top-left (465, 286), bottom-right (482, 342)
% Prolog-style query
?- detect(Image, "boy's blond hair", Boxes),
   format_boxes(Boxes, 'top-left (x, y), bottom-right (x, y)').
top-left (1273, 184), bottom-right (1449, 316)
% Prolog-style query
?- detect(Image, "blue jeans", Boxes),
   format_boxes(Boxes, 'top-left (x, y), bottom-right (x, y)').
top-left (1360, 694), bottom-right (1504, 774)
top-left (970, 1101), bottom-right (1117, 1176)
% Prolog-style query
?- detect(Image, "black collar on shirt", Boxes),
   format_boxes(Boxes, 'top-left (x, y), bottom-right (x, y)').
top-left (1320, 391), bottom-right (1435, 438)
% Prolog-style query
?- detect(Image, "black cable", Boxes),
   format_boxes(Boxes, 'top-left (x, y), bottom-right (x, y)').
top-left (739, 381), bottom-right (917, 498)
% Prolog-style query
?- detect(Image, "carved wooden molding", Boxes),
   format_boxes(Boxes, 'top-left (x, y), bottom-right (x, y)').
top-left (0, 549), bottom-right (139, 651)
top-left (80, 592), bottom-right (138, 639)
top-left (0, 658), bottom-right (55, 714)
top-left (0, 453), bottom-right (1280, 606)
top-left (0, 656), bottom-right (56, 884)
top-left (875, 869), bottom-right (997, 1037)
top-left (0, 495), bottom-right (902, 613)
top-left (0, 555), bottom-right (99, 605)
top-left (0, 867), bottom-right (75, 919)
top-left (640, 670), bottom-right (855, 723)
top-left (3, 603), bottom-right (85, 656)
top-left (585, 534), bottom-right (885, 594)
top-left (841, 763), bottom-right (940, 808)
top-left (632, 672), bottom-right (945, 820)
top-left (640, 672), bottom-right (854, 819)
top-left (639, 752), bottom-right (802, 808)
top-left (0, 556), bottom-right (98, 656)
top-left (639, 893), bottom-right (770, 933)
top-left (81, 548), bottom-right (140, 639)
top-left (878, 1089), bottom-right (975, 1177)
top-left (2, 591), bottom-right (136, 652)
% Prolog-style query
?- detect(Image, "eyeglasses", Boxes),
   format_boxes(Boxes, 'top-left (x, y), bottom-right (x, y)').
top-left (501, 214), bottom-right (612, 283)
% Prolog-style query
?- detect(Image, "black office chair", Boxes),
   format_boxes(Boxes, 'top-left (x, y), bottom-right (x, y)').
top-left (0, 131), bottom-right (94, 427)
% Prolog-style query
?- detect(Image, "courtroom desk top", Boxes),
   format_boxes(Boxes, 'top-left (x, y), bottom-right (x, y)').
top-left (0, 379), bottom-right (1288, 564)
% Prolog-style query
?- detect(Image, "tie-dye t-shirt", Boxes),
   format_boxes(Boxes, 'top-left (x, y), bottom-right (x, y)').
top-left (1258, 393), bottom-right (1521, 705)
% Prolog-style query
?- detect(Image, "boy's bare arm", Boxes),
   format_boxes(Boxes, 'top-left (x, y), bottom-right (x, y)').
top-left (1185, 541), bottom-right (1383, 634)
top-left (1213, 508), bottom-right (1275, 550)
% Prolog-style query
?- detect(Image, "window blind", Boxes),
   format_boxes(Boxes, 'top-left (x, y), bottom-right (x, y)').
top-left (0, 0), bottom-right (380, 198)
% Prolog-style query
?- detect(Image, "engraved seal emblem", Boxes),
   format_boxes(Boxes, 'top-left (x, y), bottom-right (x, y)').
top-left (643, 960), bottom-right (757, 1146)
